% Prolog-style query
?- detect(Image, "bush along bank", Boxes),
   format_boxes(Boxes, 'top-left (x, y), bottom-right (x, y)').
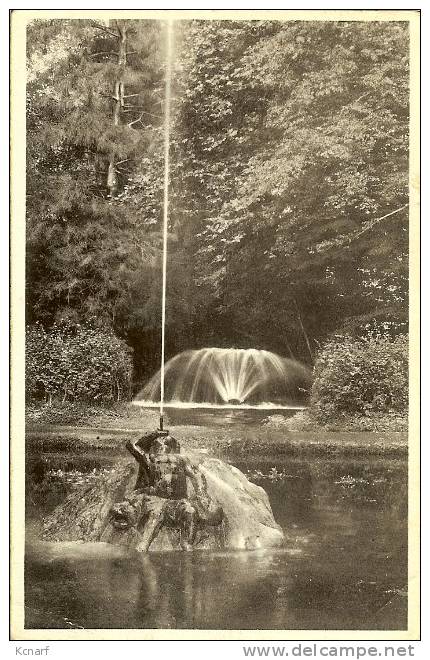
top-left (268, 332), bottom-right (408, 432)
top-left (26, 321), bottom-right (133, 405)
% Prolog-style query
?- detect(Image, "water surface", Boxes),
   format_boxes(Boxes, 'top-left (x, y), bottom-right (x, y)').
top-left (25, 427), bottom-right (407, 631)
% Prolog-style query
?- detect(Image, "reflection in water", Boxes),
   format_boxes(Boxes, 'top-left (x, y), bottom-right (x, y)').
top-left (25, 453), bottom-right (407, 631)
top-left (165, 406), bottom-right (299, 427)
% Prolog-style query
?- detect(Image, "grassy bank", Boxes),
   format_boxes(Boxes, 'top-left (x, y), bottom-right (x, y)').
top-left (26, 401), bottom-right (160, 429)
top-left (26, 403), bottom-right (408, 459)
top-left (264, 410), bottom-right (408, 433)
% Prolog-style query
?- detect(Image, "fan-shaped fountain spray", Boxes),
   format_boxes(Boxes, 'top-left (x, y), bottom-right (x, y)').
top-left (135, 347), bottom-right (311, 408)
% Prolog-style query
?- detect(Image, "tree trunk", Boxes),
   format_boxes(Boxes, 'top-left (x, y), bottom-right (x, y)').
top-left (283, 339), bottom-right (295, 359)
top-left (107, 23), bottom-right (127, 197)
top-left (294, 299), bottom-right (313, 361)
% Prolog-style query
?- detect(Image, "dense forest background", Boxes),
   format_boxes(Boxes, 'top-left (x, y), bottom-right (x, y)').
top-left (26, 18), bottom-right (409, 393)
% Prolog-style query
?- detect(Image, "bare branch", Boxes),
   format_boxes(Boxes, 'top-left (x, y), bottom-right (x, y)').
top-left (349, 204), bottom-right (409, 240)
top-left (89, 21), bottom-right (120, 39)
top-left (100, 93), bottom-right (120, 101)
top-left (90, 51), bottom-right (119, 58)
top-left (312, 204), bottom-right (409, 254)
top-left (339, 92), bottom-right (371, 116)
top-left (123, 108), bottom-right (162, 119)
top-left (128, 114), bottom-right (144, 128)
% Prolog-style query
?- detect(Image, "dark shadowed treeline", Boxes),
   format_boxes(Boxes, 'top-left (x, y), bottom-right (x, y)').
top-left (26, 19), bottom-right (409, 387)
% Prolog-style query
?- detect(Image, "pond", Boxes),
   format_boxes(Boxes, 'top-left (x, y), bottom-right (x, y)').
top-left (164, 404), bottom-right (301, 427)
top-left (24, 426), bottom-right (408, 631)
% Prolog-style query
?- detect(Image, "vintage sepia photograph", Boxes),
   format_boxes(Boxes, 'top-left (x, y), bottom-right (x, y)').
top-left (10, 8), bottom-right (420, 640)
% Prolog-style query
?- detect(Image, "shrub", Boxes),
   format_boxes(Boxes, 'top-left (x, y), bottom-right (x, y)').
top-left (310, 332), bottom-right (408, 424)
top-left (26, 322), bottom-right (133, 403)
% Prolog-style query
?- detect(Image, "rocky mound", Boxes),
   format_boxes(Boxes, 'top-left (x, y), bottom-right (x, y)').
top-left (43, 454), bottom-right (284, 552)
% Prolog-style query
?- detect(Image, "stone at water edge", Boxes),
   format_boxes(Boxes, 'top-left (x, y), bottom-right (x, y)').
top-left (199, 457), bottom-right (284, 550)
top-left (42, 461), bottom-right (139, 543)
top-left (42, 454), bottom-right (284, 552)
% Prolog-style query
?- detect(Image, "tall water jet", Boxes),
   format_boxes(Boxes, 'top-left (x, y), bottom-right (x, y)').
top-left (159, 19), bottom-right (174, 431)
top-left (135, 348), bottom-right (311, 407)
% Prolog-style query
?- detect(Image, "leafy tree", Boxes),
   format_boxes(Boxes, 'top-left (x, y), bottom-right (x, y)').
top-left (172, 20), bottom-right (409, 361)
